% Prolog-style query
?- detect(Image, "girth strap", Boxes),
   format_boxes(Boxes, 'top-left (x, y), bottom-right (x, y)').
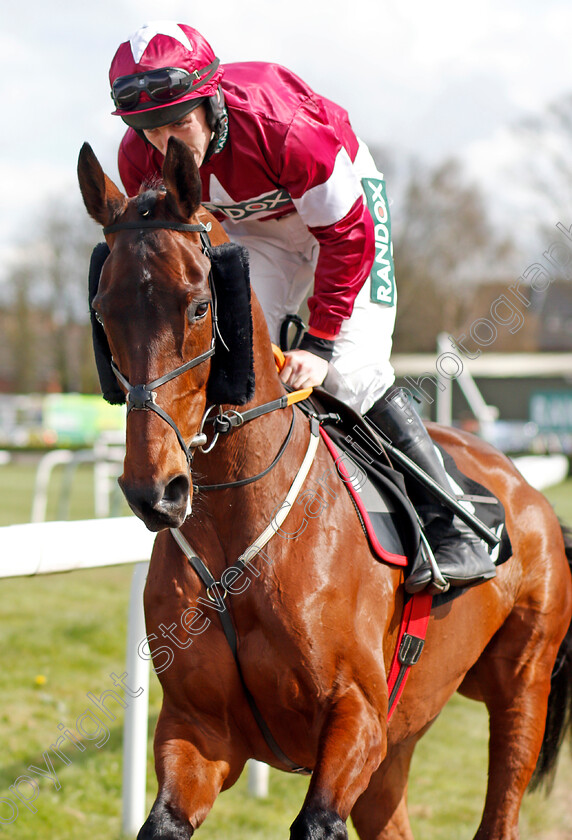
top-left (386, 591), bottom-right (433, 720)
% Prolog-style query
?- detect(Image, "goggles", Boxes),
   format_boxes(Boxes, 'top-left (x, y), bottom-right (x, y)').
top-left (111, 59), bottom-right (220, 111)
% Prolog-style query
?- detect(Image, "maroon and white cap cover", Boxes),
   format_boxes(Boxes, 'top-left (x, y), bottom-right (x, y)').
top-left (109, 21), bottom-right (223, 127)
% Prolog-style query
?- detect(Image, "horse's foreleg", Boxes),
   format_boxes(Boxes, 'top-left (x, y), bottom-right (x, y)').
top-left (290, 684), bottom-right (385, 840)
top-left (350, 740), bottom-right (419, 840)
top-left (137, 708), bottom-right (243, 840)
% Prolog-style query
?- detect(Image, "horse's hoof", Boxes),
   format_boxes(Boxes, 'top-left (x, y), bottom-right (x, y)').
top-left (290, 807), bottom-right (348, 839)
top-left (137, 800), bottom-right (193, 840)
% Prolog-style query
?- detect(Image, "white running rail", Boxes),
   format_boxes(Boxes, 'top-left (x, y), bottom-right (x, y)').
top-left (0, 518), bottom-right (153, 835)
top-left (0, 517), bottom-right (269, 836)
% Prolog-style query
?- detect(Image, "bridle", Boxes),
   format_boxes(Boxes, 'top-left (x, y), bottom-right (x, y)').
top-left (110, 353), bottom-right (214, 463)
top-left (103, 219), bottom-right (217, 465)
top-left (102, 217), bottom-right (312, 474)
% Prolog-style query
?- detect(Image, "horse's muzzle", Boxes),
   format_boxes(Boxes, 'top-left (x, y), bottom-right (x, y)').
top-left (119, 473), bottom-right (191, 531)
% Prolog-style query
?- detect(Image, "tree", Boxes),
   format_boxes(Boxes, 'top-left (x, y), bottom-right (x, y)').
top-left (511, 93), bottom-right (572, 239)
top-left (2, 195), bottom-right (101, 393)
top-left (390, 158), bottom-right (514, 352)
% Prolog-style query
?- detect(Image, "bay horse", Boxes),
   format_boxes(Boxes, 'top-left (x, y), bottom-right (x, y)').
top-left (78, 137), bottom-right (572, 840)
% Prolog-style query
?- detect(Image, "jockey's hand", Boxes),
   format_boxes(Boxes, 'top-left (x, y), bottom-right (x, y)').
top-left (280, 349), bottom-right (329, 389)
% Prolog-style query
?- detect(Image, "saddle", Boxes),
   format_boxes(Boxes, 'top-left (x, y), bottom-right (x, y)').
top-left (302, 388), bottom-right (513, 592)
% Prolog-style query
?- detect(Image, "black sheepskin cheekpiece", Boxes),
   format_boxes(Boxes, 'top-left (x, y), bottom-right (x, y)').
top-left (87, 240), bottom-right (255, 407)
top-left (88, 242), bottom-right (125, 405)
top-left (206, 242), bottom-right (255, 406)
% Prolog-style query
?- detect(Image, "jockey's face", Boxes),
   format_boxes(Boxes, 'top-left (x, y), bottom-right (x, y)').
top-left (143, 105), bottom-right (212, 166)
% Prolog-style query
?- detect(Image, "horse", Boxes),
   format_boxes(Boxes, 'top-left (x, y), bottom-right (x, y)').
top-left (77, 137), bottom-right (572, 840)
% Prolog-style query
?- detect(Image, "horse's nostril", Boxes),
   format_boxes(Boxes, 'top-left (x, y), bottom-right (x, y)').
top-left (119, 473), bottom-right (190, 531)
top-left (163, 474), bottom-right (190, 507)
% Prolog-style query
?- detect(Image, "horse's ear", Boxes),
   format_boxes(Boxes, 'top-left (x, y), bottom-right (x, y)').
top-left (162, 137), bottom-right (202, 221)
top-left (77, 142), bottom-right (127, 226)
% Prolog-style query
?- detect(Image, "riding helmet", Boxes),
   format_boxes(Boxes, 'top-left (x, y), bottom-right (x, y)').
top-left (109, 21), bottom-right (226, 142)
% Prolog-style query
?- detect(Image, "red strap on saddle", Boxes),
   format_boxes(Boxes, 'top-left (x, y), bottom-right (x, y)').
top-left (386, 591), bottom-right (433, 720)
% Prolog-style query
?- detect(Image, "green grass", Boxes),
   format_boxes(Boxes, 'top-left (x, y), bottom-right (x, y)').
top-left (0, 564), bottom-right (155, 838)
top-left (0, 457), bottom-right (571, 838)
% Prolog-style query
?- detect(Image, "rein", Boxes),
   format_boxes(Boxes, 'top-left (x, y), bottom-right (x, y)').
top-left (196, 410), bottom-right (297, 491)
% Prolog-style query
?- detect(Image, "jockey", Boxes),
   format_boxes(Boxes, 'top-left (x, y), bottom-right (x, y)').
top-left (107, 20), bottom-right (496, 592)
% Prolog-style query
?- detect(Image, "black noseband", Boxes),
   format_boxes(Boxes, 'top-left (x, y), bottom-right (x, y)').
top-left (128, 384), bottom-right (157, 410)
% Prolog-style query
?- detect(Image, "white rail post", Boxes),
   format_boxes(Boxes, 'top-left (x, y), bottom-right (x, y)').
top-left (436, 333), bottom-right (499, 431)
top-left (435, 333), bottom-right (453, 426)
top-left (248, 760), bottom-right (269, 798)
top-left (121, 562), bottom-right (151, 836)
top-left (31, 450), bottom-right (74, 522)
top-left (93, 432), bottom-right (125, 518)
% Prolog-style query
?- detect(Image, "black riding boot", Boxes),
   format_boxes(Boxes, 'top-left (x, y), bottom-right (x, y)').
top-left (365, 389), bottom-right (497, 593)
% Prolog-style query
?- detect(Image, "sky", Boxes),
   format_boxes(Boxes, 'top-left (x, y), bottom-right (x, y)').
top-left (3, 0), bottom-right (572, 281)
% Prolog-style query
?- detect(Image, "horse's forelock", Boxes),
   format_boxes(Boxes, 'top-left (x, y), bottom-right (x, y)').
top-left (136, 181), bottom-right (166, 218)
top-left (140, 175), bottom-right (165, 193)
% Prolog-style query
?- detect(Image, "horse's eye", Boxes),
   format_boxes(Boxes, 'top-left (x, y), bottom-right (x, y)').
top-left (94, 311), bottom-right (104, 327)
top-left (188, 301), bottom-right (210, 322)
